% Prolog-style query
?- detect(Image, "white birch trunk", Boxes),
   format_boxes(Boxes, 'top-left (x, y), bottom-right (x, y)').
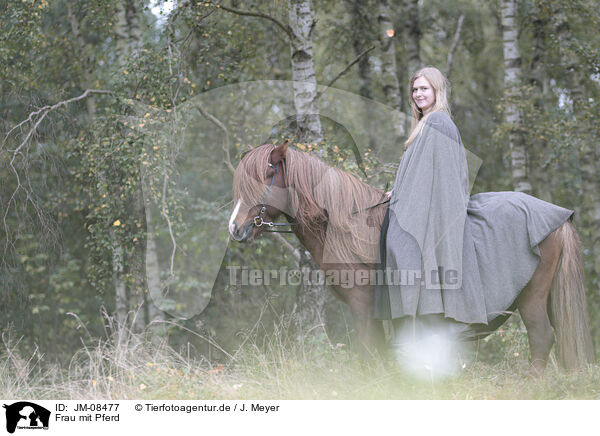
top-left (288, 0), bottom-right (323, 143)
top-left (501, 0), bottom-right (531, 194)
top-left (287, 0), bottom-right (329, 335)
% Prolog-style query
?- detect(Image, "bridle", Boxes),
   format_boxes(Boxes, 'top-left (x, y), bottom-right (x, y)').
top-left (252, 161), bottom-right (298, 233)
top-left (249, 161), bottom-right (390, 234)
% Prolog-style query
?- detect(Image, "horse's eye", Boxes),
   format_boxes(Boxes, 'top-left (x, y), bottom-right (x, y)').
top-left (268, 163), bottom-right (274, 168)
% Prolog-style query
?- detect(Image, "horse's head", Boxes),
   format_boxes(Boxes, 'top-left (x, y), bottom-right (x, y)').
top-left (229, 141), bottom-right (291, 242)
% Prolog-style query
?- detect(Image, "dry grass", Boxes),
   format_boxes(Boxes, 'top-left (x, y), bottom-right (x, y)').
top-left (1, 314), bottom-right (599, 400)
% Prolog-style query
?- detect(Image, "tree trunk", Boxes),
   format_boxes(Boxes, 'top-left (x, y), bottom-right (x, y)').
top-left (115, 0), bottom-right (131, 62)
top-left (287, 0), bottom-right (329, 335)
top-left (528, 2), bottom-right (553, 202)
top-left (555, 7), bottom-right (600, 284)
top-left (132, 0), bottom-right (165, 329)
top-left (115, 0), bottom-right (165, 328)
top-left (501, 0), bottom-right (531, 194)
top-left (350, 0), bottom-right (374, 100)
top-left (350, 0), bottom-right (377, 151)
top-left (528, 4), bottom-right (549, 99)
top-left (68, 2), bottom-right (129, 325)
top-left (112, 0), bottom-right (135, 326)
top-left (288, 0), bottom-right (323, 143)
top-left (404, 0), bottom-right (421, 75)
top-left (377, 0), bottom-right (405, 137)
top-left (294, 250), bottom-right (328, 339)
top-left (445, 14), bottom-right (464, 78)
top-left (67, 3), bottom-right (96, 117)
top-left (140, 181), bottom-right (166, 331)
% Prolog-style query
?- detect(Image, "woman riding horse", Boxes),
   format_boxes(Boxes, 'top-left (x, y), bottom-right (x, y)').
top-left (229, 67), bottom-right (593, 373)
top-left (375, 66), bottom-right (593, 372)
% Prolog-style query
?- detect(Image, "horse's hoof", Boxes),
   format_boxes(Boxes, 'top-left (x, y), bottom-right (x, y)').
top-left (525, 362), bottom-right (546, 378)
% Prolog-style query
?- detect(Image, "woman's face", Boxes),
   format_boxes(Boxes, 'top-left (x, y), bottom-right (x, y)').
top-left (412, 76), bottom-right (435, 115)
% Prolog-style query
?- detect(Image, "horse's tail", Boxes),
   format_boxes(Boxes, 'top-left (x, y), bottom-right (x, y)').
top-left (549, 221), bottom-right (594, 369)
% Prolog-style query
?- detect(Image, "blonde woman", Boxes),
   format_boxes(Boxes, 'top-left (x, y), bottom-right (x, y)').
top-left (374, 67), bottom-right (574, 352)
top-left (384, 67), bottom-right (452, 200)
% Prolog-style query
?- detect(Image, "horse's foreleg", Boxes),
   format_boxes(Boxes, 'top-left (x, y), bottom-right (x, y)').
top-left (347, 286), bottom-right (385, 363)
top-left (517, 231), bottom-right (562, 375)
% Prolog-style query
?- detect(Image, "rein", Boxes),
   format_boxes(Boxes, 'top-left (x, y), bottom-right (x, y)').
top-left (352, 182), bottom-right (392, 214)
top-left (353, 198), bottom-right (390, 214)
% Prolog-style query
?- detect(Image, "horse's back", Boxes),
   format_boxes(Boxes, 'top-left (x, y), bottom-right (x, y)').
top-left (465, 191), bottom-right (573, 318)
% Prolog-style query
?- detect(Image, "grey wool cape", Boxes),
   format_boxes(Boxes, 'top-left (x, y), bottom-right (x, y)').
top-left (373, 111), bottom-right (573, 326)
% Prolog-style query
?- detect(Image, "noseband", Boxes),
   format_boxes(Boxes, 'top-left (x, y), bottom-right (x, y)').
top-left (252, 162), bottom-right (298, 233)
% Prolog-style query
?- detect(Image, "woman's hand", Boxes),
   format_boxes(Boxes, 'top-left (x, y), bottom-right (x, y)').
top-left (384, 190), bottom-right (392, 200)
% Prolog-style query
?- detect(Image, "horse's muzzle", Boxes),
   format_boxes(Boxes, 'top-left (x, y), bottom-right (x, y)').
top-left (229, 221), bottom-right (255, 242)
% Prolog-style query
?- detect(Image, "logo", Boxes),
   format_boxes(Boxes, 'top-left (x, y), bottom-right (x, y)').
top-left (3, 402), bottom-right (50, 434)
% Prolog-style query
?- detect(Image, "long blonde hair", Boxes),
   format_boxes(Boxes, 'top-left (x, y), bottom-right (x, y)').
top-left (404, 66), bottom-right (452, 147)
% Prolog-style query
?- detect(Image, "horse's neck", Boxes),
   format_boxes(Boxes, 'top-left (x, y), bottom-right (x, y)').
top-left (285, 161), bottom-right (387, 267)
top-left (289, 215), bottom-right (327, 268)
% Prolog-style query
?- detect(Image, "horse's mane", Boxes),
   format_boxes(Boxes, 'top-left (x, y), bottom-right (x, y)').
top-left (234, 143), bottom-right (387, 265)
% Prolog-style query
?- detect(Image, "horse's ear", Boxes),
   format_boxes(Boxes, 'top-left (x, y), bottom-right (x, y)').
top-left (271, 139), bottom-right (289, 165)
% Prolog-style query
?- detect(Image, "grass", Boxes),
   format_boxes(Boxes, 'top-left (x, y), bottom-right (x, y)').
top-left (1, 314), bottom-right (599, 400)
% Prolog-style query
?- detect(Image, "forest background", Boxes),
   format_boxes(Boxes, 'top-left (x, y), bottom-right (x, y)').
top-left (1, 0), bottom-right (600, 399)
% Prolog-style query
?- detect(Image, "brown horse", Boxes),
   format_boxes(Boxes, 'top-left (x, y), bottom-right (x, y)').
top-left (228, 141), bottom-right (594, 373)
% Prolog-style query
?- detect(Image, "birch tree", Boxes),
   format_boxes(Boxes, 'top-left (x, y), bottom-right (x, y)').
top-left (112, 0), bottom-right (136, 325)
top-left (204, 0), bottom-right (329, 335)
top-left (288, 0), bottom-right (323, 142)
top-left (501, 0), bottom-right (531, 193)
top-left (115, 0), bottom-right (165, 329)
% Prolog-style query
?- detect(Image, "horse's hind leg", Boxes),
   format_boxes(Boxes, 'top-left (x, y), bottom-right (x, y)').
top-left (517, 230), bottom-right (562, 375)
